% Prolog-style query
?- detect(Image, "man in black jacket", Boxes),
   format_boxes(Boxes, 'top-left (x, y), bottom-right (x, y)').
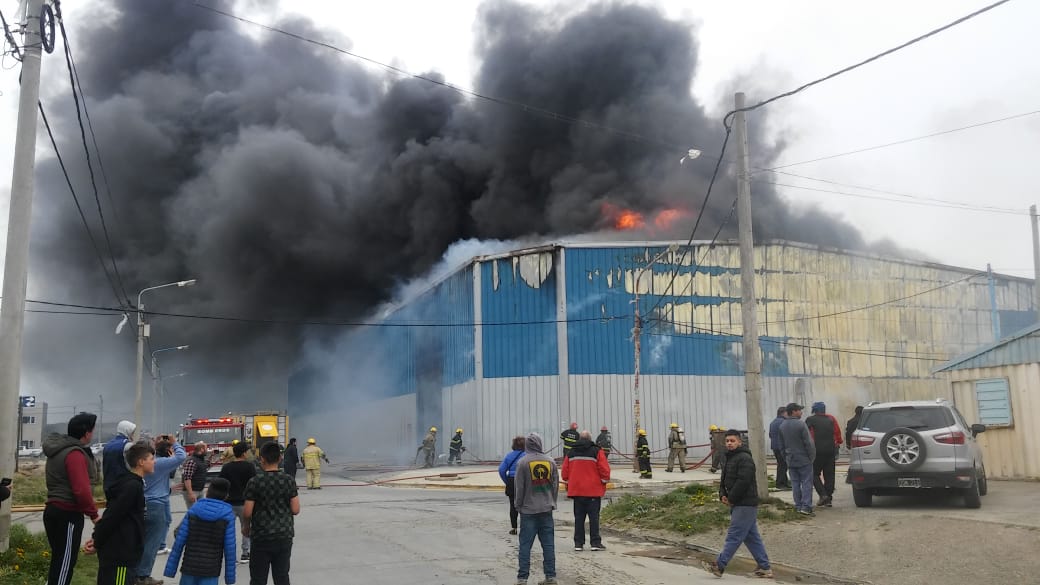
top-left (86, 441), bottom-right (154, 585)
top-left (702, 430), bottom-right (773, 579)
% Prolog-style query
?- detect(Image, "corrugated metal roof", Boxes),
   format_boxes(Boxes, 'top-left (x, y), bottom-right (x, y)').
top-left (934, 321), bottom-right (1040, 372)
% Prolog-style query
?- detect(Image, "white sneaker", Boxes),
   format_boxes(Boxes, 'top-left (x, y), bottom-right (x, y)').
top-left (156, 548), bottom-right (172, 555)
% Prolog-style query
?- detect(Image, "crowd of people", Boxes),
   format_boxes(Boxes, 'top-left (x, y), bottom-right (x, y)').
top-left (39, 412), bottom-right (308, 585)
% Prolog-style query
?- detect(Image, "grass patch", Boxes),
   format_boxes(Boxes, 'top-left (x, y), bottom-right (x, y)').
top-left (11, 472), bottom-right (104, 507)
top-left (0, 524), bottom-right (98, 585)
top-left (602, 483), bottom-right (803, 535)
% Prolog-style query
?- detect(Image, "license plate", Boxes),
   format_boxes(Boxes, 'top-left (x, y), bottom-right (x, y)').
top-left (898, 478), bottom-right (921, 488)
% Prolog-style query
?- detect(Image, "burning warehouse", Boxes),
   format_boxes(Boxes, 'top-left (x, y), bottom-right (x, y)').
top-left (292, 240), bottom-right (1036, 462)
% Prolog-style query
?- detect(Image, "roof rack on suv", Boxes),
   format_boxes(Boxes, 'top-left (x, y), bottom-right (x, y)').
top-left (867, 401), bottom-right (880, 406)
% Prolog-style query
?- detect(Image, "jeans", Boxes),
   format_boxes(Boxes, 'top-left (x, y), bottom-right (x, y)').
top-left (518, 512), bottom-right (556, 581)
top-left (233, 504), bottom-right (252, 555)
top-left (572, 497), bottom-right (602, 548)
top-left (716, 506), bottom-right (770, 571)
top-left (160, 498), bottom-right (172, 548)
top-left (788, 463), bottom-right (814, 511)
top-left (137, 500), bottom-right (169, 578)
top-left (44, 505), bottom-right (84, 585)
top-left (249, 538), bottom-right (293, 585)
top-left (772, 449), bottom-right (789, 486)
top-left (813, 453), bottom-right (836, 498)
top-left (179, 575), bottom-right (219, 585)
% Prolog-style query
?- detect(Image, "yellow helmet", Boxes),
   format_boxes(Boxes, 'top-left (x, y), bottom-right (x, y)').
top-left (709, 425), bottom-right (718, 431)
top-left (430, 426), bottom-right (437, 432)
top-left (720, 427), bottom-right (727, 431)
top-left (670, 423), bottom-right (678, 428)
top-left (455, 428), bottom-right (463, 433)
top-left (307, 438), bottom-right (316, 444)
top-left (638, 429), bottom-right (647, 436)
top-left (232, 439), bottom-right (240, 445)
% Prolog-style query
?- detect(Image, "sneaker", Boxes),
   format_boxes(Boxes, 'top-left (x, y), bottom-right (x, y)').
top-left (537, 579), bottom-right (558, 585)
top-left (749, 567), bottom-right (775, 579)
top-left (590, 544), bottom-right (606, 551)
top-left (817, 495), bottom-right (833, 507)
top-left (156, 547), bottom-right (171, 555)
top-left (509, 528), bottom-right (517, 535)
top-left (136, 578), bottom-right (164, 585)
top-left (574, 546), bottom-right (583, 551)
top-left (665, 469), bottom-right (673, 472)
top-left (701, 560), bottom-right (724, 578)
top-left (240, 552), bottom-right (250, 564)
top-left (797, 509), bottom-right (815, 517)
top-left (515, 581), bottom-right (527, 585)
top-left (775, 484), bottom-right (792, 491)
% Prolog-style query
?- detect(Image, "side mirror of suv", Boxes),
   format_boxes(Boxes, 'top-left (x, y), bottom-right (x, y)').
top-left (971, 423), bottom-right (987, 437)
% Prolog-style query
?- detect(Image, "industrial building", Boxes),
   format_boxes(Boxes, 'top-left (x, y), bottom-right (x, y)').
top-left (302, 240), bottom-right (1036, 462)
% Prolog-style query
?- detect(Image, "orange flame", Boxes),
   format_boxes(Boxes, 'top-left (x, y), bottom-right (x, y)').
top-left (615, 209), bottom-right (646, 230)
top-left (654, 208), bottom-right (690, 230)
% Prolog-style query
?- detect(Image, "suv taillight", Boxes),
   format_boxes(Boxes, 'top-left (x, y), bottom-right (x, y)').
top-left (933, 430), bottom-right (966, 445)
top-left (851, 433), bottom-right (874, 448)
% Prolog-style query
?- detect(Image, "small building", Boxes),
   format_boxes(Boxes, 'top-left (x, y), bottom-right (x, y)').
top-left (19, 399), bottom-right (48, 451)
top-left (934, 322), bottom-right (1040, 479)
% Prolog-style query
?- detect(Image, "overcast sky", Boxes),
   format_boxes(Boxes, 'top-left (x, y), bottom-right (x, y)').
top-left (1, 0), bottom-right (1038, 412)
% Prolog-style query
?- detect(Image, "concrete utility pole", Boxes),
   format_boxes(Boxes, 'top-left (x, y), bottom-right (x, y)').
top-left (0, 0), bottom-right (46, 551)
top-left (1031, 204), bottom-right (1040, 322)
top-left (733, 92), bottom-right (769, 500)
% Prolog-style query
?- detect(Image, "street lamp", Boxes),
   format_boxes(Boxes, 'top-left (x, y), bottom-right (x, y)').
top-left (151, 345), bottom-right (189, 433)
top-left (134, 279), bottom-right (196, 432)
top-left (158, 371), bottom-right (188, 432)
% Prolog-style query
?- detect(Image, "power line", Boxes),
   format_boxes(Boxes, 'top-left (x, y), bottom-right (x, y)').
top-left (724, 0), bottom-right (1015, 126)
top-left (757, 180), bottom-right (1028, 215)
top-left (765, 107), bottom-right (1040, 171)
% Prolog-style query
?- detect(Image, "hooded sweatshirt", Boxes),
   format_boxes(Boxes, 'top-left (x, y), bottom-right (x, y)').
top-left (102, 421), bottom-right (137, 494)
top-left (93, 472), bottom-right (144, 566)
top-left (43, 433), bottom-right (98, 520)
top-left (165, 497), bottom-right (237, 582)
top-left (513, 433), bottom-right (559, 515)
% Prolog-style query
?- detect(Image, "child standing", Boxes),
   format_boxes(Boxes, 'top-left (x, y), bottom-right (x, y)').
top-left (244, 442), bottom-right (301, 585)
top-left (86, 441), bottom-right (155, 585)
top-left (164, 478), bottom-right (237, 585)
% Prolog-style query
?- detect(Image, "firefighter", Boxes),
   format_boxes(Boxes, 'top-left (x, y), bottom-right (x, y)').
top-left (560, 422), bottom-right (579, 458)
top-left (420, 427), bottom-right (438, 468)
top-left (666, 423), bottom-right (687, 473)
top-left (595, 426), bottom-right (612, 458)
top-left (302, 437), bottom-right (329, 489)
top-left (709, 425), bottom-right (726, 473)
top-left (637, 429), bottom-right (652, 479)
top-left (448, 428), bottom-right (466, 465)
top-left (220, 439), bottom-right (240, 463)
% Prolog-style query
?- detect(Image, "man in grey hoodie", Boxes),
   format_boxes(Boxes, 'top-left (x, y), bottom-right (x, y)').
top-left (513, 433), bottom-right (559, 585)
top-left (778, 403), bottom-right (817, 516)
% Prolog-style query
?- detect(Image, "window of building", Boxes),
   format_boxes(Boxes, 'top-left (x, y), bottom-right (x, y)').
top-left (974, 378), bottom-right (1012, 427)
top-left (21, 415), bottom-right (35, 424)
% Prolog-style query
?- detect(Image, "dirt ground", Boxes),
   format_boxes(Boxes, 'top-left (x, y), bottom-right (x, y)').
top-left (635, 480), bottom-right (1040, 584)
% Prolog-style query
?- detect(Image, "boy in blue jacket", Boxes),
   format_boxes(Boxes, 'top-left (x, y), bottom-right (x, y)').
top-left (164, 478), bottom-right (237, 585)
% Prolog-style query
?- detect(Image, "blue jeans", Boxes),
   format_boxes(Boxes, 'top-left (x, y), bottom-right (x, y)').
top-left (518, 512), bottom-right (555, 581)
top-left (179, 575), bottom-right (218, 585)
top-left (138, 500), bottom-right (170, 578)
top-left (716, 506), bottom-right (770, 571)
top-left (160, 498), bottom-right (172, 549)
top-left (788, 463), bottom-right (814, 511)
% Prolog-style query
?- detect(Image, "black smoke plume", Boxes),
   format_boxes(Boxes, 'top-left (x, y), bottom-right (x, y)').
top-left (23, 0), bottom-right (868, 418)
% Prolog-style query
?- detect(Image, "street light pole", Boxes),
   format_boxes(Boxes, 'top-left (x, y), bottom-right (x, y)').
top-left (134, 280), bottom-right (196, 430)
top-left (150, 345), bottom-right (188, 433)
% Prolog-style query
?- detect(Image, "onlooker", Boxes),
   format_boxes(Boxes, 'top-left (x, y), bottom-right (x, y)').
top-left (164, 477), bottom-right (237, 585)
top-left (244, 442), bottom-right (301, 585)
top-left (845, 405), bottom-right (864, 450)
top-left (561, 430), bottom-right (610, 552)
top-left (768, 407), bottom-right (790, 490)
top-left (282, 438), bottom-right (302, 483)
top-left (0, 480), bottom-right (10, 503)
top-left (778, 403), bottom-right (817, 516)
top-left (220, 442), bottom-right (256, 564)
top-left (498, 436), bottom-right (526, 536)
top-left (42, 412), bottom-right (100, 585)
top-left (182, 442), bottom-right (209, 510)
top-left (155, 439), bottom-right (176, 556)
top-left (513, 432), bottom-right (559, 585)
top-left (665, 423), bottom-right (687, 473)
top-left (137, 435), bottom-right (186, 585)
top-left (301, 438), bottom-right (328, 488)
top-left (806, 402), bottom-right (843, 507)
top-left (88, 441), bottom-right (154, 585)
top-left (559, 423), bottom-right (579, 459)
top-left (702, 430), bottom-right (773, 579)
top-left (102, 420), bottom-right (137, 500)
top-left (594, 426), bottom-right (612, 458)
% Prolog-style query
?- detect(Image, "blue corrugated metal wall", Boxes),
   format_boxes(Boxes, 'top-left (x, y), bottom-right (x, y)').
top-left (481, 258), bottom-right (559, 377)
top-left (565, 247), bottom-right (791, 376)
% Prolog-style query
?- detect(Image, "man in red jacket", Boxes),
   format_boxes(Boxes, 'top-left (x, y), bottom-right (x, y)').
top-left (561, 430), bottom-right (610, 552)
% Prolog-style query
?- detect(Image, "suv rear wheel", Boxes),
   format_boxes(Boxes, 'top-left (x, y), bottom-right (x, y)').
top-left (879, 427), bottom-right (928, 471)
top-left (978, 465), bottom-right (988, 496)
top-left (853, 488), bottom-right (873, 508)
top-left (963, 474), bottom-right (982, 509)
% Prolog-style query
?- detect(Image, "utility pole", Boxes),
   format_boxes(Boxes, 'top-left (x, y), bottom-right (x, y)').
top-left (734, 92), bottom-right (769, 500)
top-left (151, 358), bottom-right (159, 433)
top-left (0, 0), bottom-right (46, 551)
top-left (98, 394), bottom-right (104, 441)
top-left (1031, 204), bottom-right (1040, 322)
top-left (987, 264), bottom-right (1001, 341)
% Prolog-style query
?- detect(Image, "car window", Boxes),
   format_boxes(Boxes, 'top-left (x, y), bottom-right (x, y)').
top-left (859, 406), bottom-right (953, 432)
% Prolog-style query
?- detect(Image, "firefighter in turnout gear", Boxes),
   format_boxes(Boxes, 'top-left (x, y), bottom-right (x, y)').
top-left (637, 429), bottom-right (652, 479)
top-left (421, 427), bottom-right (438, 468)
top-left (709, 425), bottom-right (726, 473)
top-left (561, 422), bottom-right (580, 458)
top-left (595, 426), bottom-right (613, 458)
top-left (666, 423), bottom-right (687, 472)
top-left (302, 437), bottom-right (329, 489)
top-left (448, 428), bottom-right (465, 465)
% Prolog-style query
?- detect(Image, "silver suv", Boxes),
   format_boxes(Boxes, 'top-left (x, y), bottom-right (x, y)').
top-left (846, 399), bottom-right (988, 508)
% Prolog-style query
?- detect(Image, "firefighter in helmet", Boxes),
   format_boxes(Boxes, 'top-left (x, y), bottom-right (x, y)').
top-left (709, 425), bottom-right (726, 473)
top-left (637, 429), bottom-right (652, 479)
top-left (560, 422), bottom-right (579, 458)
top-left (302, 437), bottom-right (329, 489)
top-left (420, 427), bottom-right (438, 468)
top-left (448, 428), bottom-right (466, 465)
top-left (666, 422), bottom-right (687, 472)
top-left (595, 425), bottom-right (613, 458)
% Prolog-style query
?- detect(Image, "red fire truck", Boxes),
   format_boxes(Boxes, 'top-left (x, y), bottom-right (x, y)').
top-left (180, 413), bottom-right (290, 477)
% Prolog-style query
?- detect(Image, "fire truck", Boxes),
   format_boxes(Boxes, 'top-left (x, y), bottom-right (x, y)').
top-left (180, 412), bottom-right (290, 476)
